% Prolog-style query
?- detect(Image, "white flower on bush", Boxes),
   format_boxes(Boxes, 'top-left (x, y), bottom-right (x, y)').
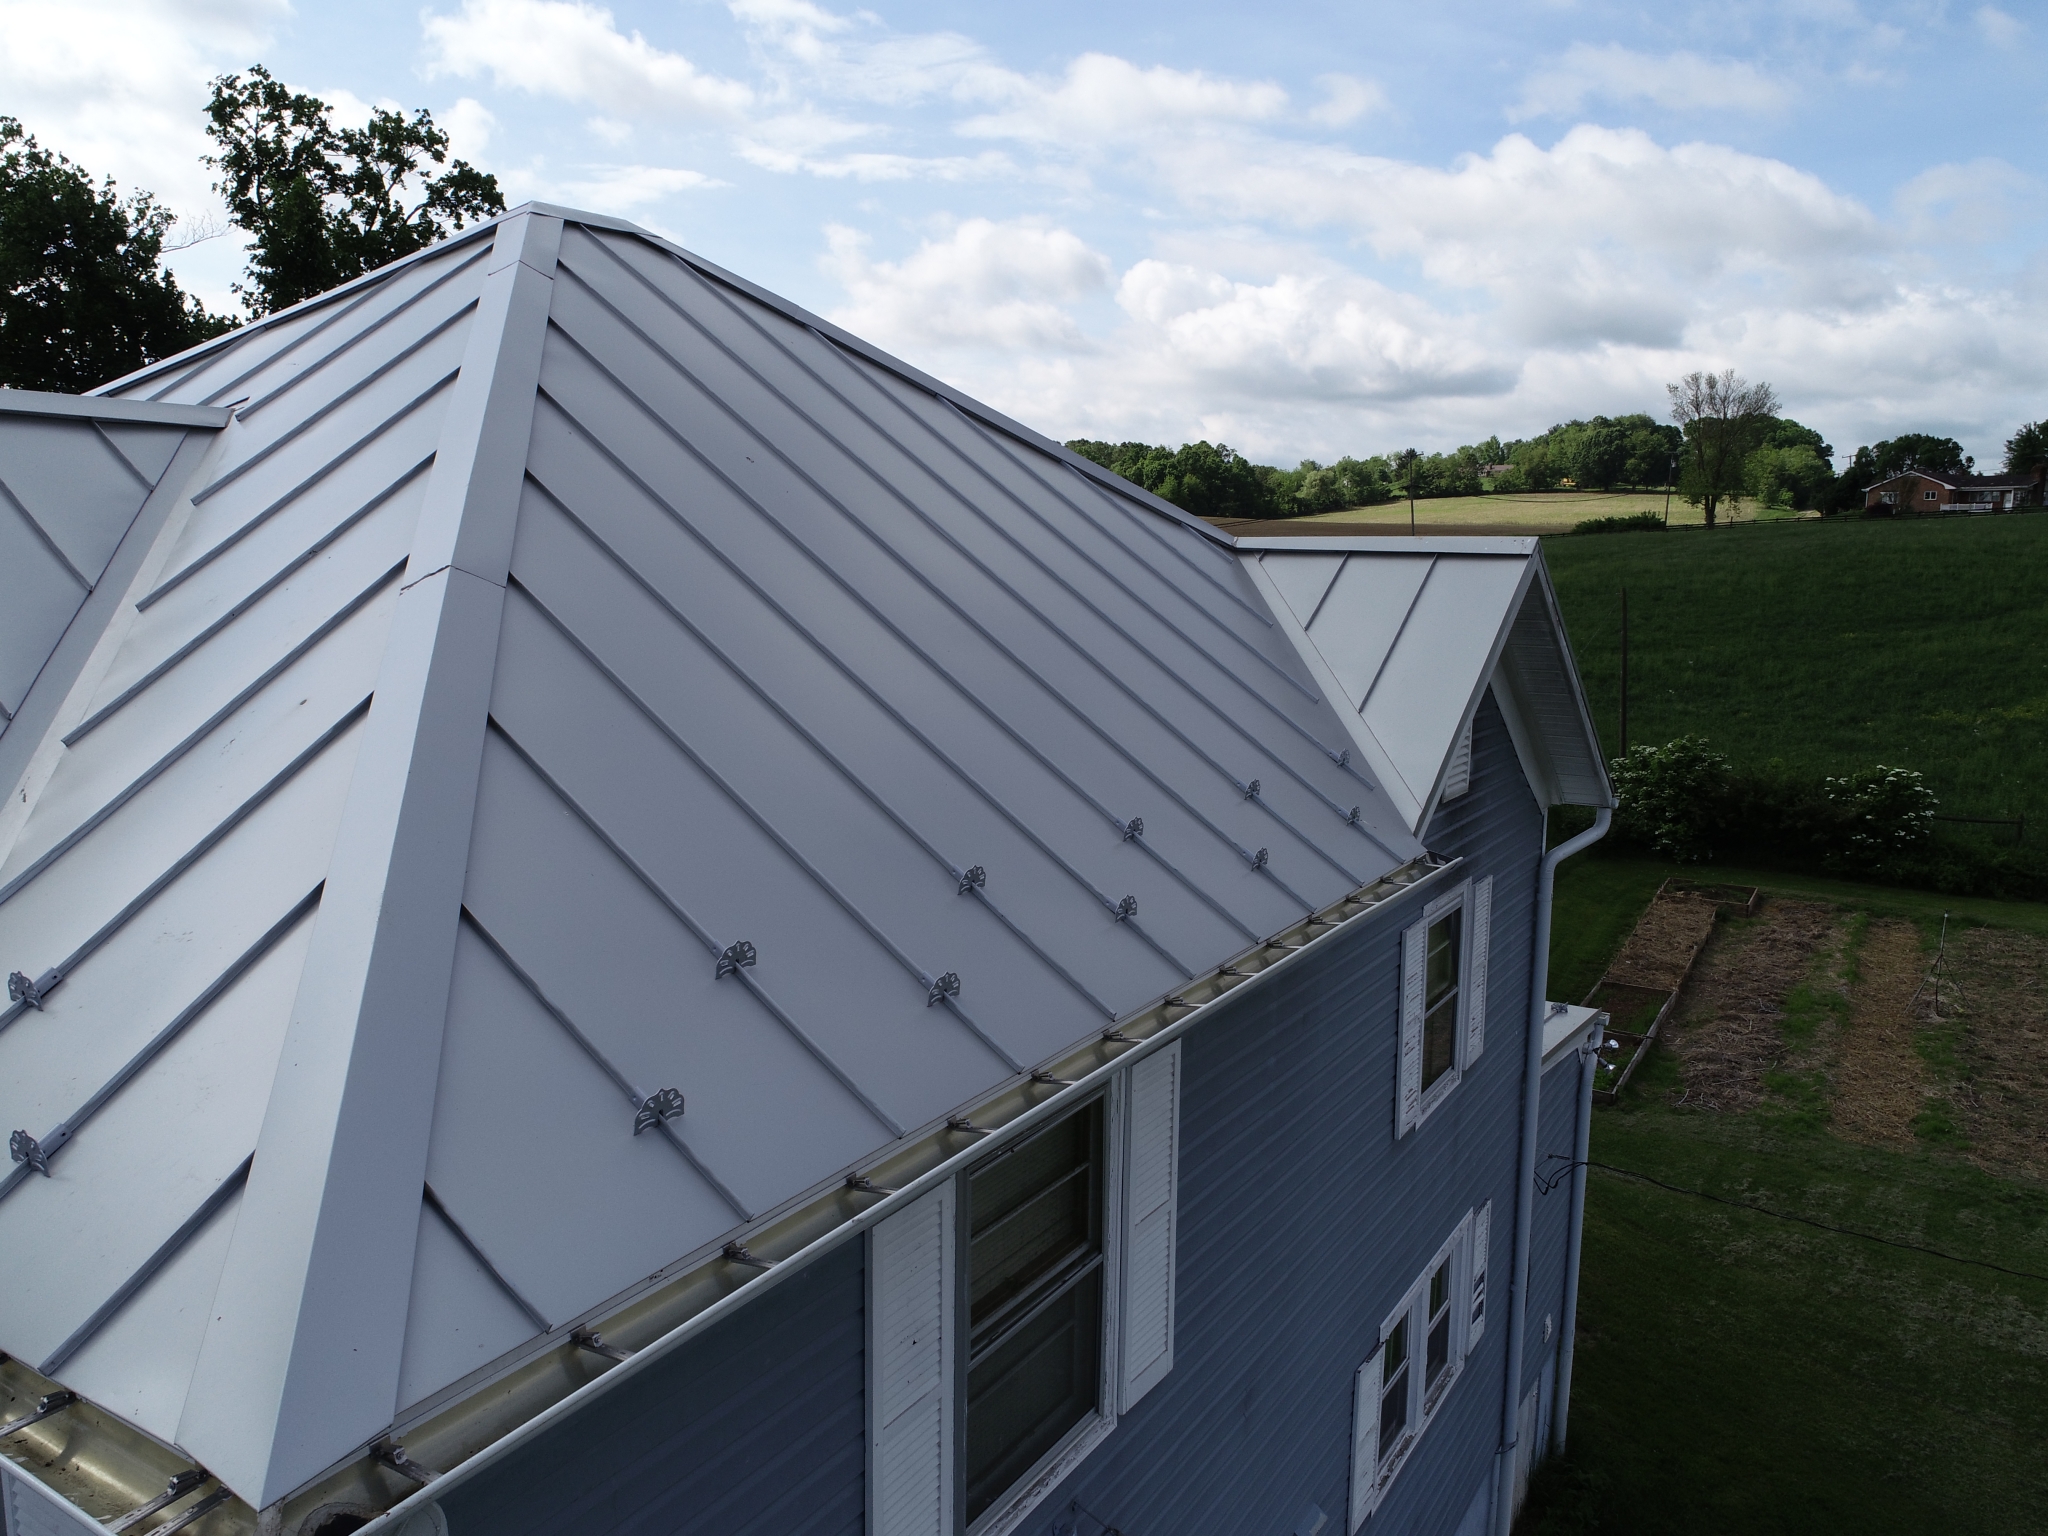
top-left (1824, 765), bottom-right (1937, 858)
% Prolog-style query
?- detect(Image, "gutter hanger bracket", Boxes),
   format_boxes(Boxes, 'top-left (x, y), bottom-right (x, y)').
top-left (633, 1088), bottom-right (685, 1135)
top-left (111, 1469), bottom-right (213, 1534)
top-left (845, 1173), bottom-right (897, 1197)
top-left (374, 1441), bottom-right (439, 1487)
top-left (721, 1241), bottom-right (777, 1269)
top-left (569, 1327), bottom-right (633, 1364)
top-left (1029, 1070), bottom-right (1076, 1088)
top-left (0, 1390), bottom-right (77, 1437)
top-left (946, 1115), bottom-right (991, 1136)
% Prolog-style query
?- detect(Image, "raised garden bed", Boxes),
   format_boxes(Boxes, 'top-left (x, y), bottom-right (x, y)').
top-left (1582, 980), bottom-right (1678, 1103)
top-left (1658, 878), bottom-right (1760, 918)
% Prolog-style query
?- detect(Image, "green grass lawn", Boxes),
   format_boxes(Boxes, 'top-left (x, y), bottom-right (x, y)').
top-left (1527, 855), bottom-right (2048, 1535)
top-left (1540, 514), bottom-right (2048, 830)
top-left (1308, 490), bottom-right (1707, 529)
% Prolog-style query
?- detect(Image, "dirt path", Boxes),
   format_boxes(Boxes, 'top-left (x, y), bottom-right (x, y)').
top-left (1832, 919), bottom-right (1931, 1149)
top-left (1665, 899), bottom-right (1841, 1113)
top-left (1945, 926), bottom-right (2048, 1181)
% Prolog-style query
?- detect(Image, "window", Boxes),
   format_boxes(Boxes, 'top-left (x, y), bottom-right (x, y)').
top-left (1420, 909), bottom-right (1461, 1094)
top-left (1923, 489), bottom-right (1938, 502)
top-left (1349, 1206), bottom-right (1491, 1530)
top-left (1397, 879), bottom-right (1493, 1136)
top-left (964, 1101), bottom-right (1105, 1523)
top-left (867, 1043), bottom-right (1183, 1536)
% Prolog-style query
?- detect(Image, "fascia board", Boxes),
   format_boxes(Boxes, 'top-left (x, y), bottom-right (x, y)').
top-left (174, 211), bottom-right (562, 1509)
top-left (348, 854), bottom-right (1469, 1536)
top-left (0, 389), bottom-right (230, 429)
top-left (1229, 535), bottom-right (1540, 556)
top-left (1411, 557), bottom-right (1540, 834)
top-left (1486, 663), bottom-right (1558, 812)
top-left (1238, 550), bottom-right (1421, 832)
top-left (1524, 554), bottom-right (1614, 806)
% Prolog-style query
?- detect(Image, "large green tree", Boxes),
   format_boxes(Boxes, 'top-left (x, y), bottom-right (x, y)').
top-left (1668, 369), bottom-right (1779, 526)
top-left (2003, 420), bottom-right (2045, 477)
top-left (1067, 438), bottom-right (1284, 519)
top-left (0, 117), bottom-right (231, 392)
top-left (205, 66), bottom-right (504, 315)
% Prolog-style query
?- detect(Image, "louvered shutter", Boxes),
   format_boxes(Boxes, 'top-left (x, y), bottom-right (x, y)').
top-left (1397, 918), bottom-right (1427, 1136)
top-left (1468, 1202), bottom-right (1491, 1349)
top-left (1348, 1342), bottom-right (1384, 1531)
top-left (1463, 876), bottom-right (1493, 1067)
top-left (869, 1184), bottom-right (955, 1536)
top-left (1442, 722), bottom-right (1473, 800)
top-left (1121, 1041), bottom-right (1182, 1410)
top-left (1, 1468), bottom-right (100, 1536)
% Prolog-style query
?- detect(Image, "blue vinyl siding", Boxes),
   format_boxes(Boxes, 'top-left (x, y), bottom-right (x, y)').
top-left (1527, 1055), bottom-right (1586, 1396)
top-left (438, 1238), bottom-right (864, 1536)
top-left (1014, 690), bottom-right (1545, 1536)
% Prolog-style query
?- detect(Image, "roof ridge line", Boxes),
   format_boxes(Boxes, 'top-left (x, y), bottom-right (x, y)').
top-left (173, 208), bottom-right (565, 1512)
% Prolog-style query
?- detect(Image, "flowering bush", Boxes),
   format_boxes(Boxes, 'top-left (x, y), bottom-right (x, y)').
top-left (1823, 765), bottom-right (1937, 871)
top-left (1608, 737), bottom-right (1731, 863)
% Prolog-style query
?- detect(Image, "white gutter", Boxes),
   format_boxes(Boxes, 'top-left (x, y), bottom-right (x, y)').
top-left (1493, 807), bottom-right (1609, 1536)
top-left (1550, 1029), bottom-right (1599, 1457)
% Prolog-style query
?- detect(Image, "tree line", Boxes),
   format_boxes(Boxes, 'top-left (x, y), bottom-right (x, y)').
top-left (1073, 380), bottom-right (2047, 527)
top-left (0, 67), bottom-right (502, 393)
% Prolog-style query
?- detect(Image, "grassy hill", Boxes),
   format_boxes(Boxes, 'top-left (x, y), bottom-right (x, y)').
top-left (1540, 514), bottom-right (2048, 844)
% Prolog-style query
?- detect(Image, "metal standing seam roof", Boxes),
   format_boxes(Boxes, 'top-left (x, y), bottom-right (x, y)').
top-left (0, 203), bottom-right (1607, 1523)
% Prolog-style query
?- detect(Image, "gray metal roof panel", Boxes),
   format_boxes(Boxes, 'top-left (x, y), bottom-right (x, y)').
top-left (0, 206), bottom-right (1598, 1515)
top-left (0, 389), bottom-right (229, 429)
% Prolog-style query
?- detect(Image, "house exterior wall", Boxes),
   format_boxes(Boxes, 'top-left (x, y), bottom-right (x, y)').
top-left (436, 1239), bottom-right (865, 1536)
top-left (435, 688), bottom-right (1553, 1536)
top-left (1527, 1053), bottom-right (1587, 1393)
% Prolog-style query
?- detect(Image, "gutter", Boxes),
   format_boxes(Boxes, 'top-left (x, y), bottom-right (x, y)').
top-left (1494, 808), bottom-right (1610, 1536)
top-left (332, 854), bottom-right (1461, 1536)
top-left (1550, 1026), bottom-right (1599, 1458)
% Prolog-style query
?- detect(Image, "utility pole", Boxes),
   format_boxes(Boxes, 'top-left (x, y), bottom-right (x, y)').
top-left (1619, 586), bottom-right (1630, 756)
top-left (1663, 456), bottom-right (1676, 525)
top-left (1402, 449), bottom-right (1419, 534)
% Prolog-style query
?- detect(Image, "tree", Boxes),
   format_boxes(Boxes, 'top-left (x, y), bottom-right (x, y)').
top-left (1066, 438), bottom-right (1282, 519)
top-left (205, 66), bottom-right (504, 315)
top-left (1867, 433), bottom-right (1967, 479)
top-left (1667, 370), bottom-right (1779, 527)
top-left (0, 117), bottom-right (232, 392)
top-left (2003, 420), bottom-right (2046, 477)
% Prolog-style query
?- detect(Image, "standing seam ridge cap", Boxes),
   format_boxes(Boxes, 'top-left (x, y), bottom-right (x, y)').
top-left (171, 210), bottom-right (562, 1511)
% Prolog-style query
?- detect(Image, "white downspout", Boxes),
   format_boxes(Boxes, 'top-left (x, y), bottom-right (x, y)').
top-left (1550, 1028), bottom-right (1599, 1457)
top-left (1494, 807), bottom-right (1610, 1536)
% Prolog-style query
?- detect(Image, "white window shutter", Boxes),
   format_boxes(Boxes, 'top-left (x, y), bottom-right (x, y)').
top-left (2, 1467), bottom-right (101, 1536)
top-left (1468, 1202), bottom-right (1491, 1349)
top-left (1397, 918), bottom-right (1426, 1136)
top-left (1348, 1344), bottom-right (1385, 1532)
top-left (1120, 1040), bottom-right (1182, 1411)
top-left (1442, 722), bottom-right (1473, 800)
top-left (869, 1183), bottom-right (955, 1536)
top-left (1463, 876), bottom-right (1493, 1067)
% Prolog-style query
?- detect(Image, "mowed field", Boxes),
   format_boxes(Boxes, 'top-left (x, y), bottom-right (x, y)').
top-left (1540, 513), bottom-right (2048, 828)
top-left (1308, 490), bottom-right (1724, 529)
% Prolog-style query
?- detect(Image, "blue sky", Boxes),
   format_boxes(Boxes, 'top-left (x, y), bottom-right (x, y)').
top-left (7, 0), bottom-right (2044, 466)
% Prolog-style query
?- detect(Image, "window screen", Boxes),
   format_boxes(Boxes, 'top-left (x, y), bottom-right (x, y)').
top-left (1421, 909), bottom-right (1462, 1091)
top-left (965, 1100), bottom-right (1105, 1523)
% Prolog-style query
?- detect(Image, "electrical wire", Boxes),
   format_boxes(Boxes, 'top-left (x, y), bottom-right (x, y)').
top-left (1538, 1154), bottom-right (2048, 1284)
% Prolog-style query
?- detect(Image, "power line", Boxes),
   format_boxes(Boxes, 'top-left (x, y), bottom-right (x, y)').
top-left (1540, 1154), bottom-right (2048, 1284)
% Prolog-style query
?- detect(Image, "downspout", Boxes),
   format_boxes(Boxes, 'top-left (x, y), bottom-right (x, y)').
top-left (1493, 807), bottom-right (1610, 1536)
top-left (1550, 1024), bottom-right (1598, 1457)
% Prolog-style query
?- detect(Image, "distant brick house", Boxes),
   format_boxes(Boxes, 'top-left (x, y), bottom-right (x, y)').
top-left (1865, 466), bottom-right (2044, 511)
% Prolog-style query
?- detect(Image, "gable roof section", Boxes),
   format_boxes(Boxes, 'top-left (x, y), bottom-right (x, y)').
top-left (0, 207), bottom-right (1425, 1517)
top-left (0, 391), bottom-right (228, 801)
top-left (1237, 534), bottom-right (1611, 831)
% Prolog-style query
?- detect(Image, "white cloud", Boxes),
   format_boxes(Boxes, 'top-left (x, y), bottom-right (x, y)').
top-left (1512, 44), bottom-right (1790, 119)
top-left (959, 53), bottom-right (1289, 148)
top-left (422, 0), bottom-right (754, 120)
top-left (731, 0), bottom-right (995, 106)
top-left (585, 116), bottom-right (632, 146)
top-left (1894, 158), bottom-right (2037, 243)
top-left (824, 218), bottom-right (1112, 351)
top-left (444, 97), bottom-right (499, 161)
top-left (1975, 6), bottom-right (2025, 48)
top-left (1308, 73), bottom-right (1388, 127)
top-left (555, 164), bottom-right (724, 211)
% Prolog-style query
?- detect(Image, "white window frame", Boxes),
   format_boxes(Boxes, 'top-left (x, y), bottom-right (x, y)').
top-left (1349, 1210), bottom-right (1483, 1528)
top-left (1398, 878), bottom-right (1492, 1136)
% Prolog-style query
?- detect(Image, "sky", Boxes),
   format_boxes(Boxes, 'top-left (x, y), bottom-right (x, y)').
top-left (5, 0), bottom-right (2044, 467)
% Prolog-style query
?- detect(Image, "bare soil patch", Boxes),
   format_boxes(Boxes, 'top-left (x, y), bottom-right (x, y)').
top-left (1666, 898), bottom-right (1841, 1112)
top-left (1603, 894), bottom-right (1717, 993)
top-left (1945, 926), bottom-right (2048, 1180)
top-left (1831, 919), bottom-right (1931, 1149)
